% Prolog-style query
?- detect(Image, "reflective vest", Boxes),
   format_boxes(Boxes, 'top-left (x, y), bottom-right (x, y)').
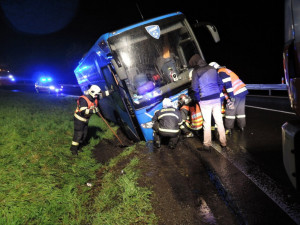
top-left (218, 68), bottom-right (248, 96)
top-left (74, 95), bottom-right (98, 122)
top-left (181, 103), bottom-right (203, 130)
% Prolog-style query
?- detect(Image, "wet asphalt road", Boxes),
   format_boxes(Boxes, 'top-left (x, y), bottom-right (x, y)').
top-left (209, 95), bottom-right (300, 224)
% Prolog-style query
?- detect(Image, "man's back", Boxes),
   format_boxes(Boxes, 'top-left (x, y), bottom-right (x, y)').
top-left (154, 107), bottom-right (181, 130)
top-left (192, 66), bottom-right (221, 101)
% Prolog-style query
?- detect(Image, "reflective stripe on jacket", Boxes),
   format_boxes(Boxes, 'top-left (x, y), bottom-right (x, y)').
top-left (152, 107), bottom-right (183, 133)
top-left (181, 104), bottom-right (203, 130)
top-left (218, 68), bottom-right (248, 97)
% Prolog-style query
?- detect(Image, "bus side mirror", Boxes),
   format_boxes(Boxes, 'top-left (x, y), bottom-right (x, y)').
top-left (193, 21), bottom-right (220, 43)
top-left (111, 59), bottom-right (128, 80)
top-left (206, 25), bottom-right (220, 43)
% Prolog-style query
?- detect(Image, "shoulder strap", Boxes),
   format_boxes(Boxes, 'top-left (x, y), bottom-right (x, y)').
top-left (78, 95), bottom-right (94, 108)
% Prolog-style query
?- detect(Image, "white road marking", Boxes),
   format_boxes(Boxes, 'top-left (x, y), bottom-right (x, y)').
top-left (246, 105), bottom-right (296, 115)
top-left (212, 143), bottom-right (300, 225)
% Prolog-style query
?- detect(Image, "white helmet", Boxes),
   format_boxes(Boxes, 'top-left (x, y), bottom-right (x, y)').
top-left (162, 98), bottom-right (172, 109)
top-left (209, 62), bottom-right (221, 69)
top-left (88, 85), bottom-right (101, 98)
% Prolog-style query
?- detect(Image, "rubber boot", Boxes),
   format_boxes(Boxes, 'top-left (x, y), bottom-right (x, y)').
top-left (70, 145), bottom-right (78, 155)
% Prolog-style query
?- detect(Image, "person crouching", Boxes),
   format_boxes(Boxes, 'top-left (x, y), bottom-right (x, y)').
top-left (152, 98), bottom-right (183, 149)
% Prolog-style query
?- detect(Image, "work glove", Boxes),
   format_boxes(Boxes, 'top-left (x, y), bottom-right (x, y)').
top-left (226, 99), bottom-right (234, 110)
top-left (93, 107), bottom-right (99, 114)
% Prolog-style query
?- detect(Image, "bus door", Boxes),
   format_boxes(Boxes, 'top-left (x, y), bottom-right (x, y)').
top-left (101, 65), bottom-right (141, 141)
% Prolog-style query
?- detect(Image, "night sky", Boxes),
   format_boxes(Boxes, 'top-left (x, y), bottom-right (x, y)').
top-left (0, 0), bottom-right (284, 84)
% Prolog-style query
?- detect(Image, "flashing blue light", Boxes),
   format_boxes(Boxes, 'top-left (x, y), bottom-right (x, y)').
top-left (40, 77), bottom-right (53, 82)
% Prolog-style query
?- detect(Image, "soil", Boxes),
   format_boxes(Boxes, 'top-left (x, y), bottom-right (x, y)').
top-left (92, 129), bottom-right (239, 225)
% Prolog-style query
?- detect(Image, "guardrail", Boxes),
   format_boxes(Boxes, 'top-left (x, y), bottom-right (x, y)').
top-left (246, 84), bottom-right (287, 96)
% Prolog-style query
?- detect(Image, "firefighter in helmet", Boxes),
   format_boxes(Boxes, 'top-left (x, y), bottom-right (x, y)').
top-left (70, 85), bottom-right (101, 155)
top-left (178, 94), bottom-right (203, 137)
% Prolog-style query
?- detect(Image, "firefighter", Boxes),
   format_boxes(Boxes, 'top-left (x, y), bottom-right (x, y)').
top-left (152, 98), bottom-right (183, 149)
top-left (70, 85), bottom-right (101, 155)
top-left (178, 94), bottom-right (203, 137)
top-left (209, 62), bottom-right (249, 135)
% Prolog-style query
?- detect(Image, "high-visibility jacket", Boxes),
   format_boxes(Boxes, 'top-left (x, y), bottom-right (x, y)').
top-left (180, 103), bottom-right (203, 130)
top-left (74, 95), bottom-right (98, 122)
top-left (218, 67), bottom-right (248, 98)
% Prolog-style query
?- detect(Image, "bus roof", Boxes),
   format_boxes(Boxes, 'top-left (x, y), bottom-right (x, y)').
top-left (107, 11), bottom-right (183, 37)
top-left (76, 12), bottom-right (183, 66)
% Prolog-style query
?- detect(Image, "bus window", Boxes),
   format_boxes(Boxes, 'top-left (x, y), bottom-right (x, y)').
top-left (75, 52), bottom-right (106, 92)
top-left (108, 16), bottom-right (200, 109)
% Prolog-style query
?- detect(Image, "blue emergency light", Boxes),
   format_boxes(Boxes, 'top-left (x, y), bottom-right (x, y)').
top-left (40, 77), bottom-right (52, 82)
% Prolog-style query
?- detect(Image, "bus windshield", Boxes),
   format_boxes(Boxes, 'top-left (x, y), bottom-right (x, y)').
top-left (108, 15), bottom-right (200, 109)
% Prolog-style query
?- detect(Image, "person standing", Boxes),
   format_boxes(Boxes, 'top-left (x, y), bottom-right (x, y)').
top-left (152, 98), bottom-right (183, 149)
top-left (189, 54), bottom-right (227, 151)
top-left (209, 62), bottom-right (248, 135)
top-left (70, 85), bottom-right (101, 155)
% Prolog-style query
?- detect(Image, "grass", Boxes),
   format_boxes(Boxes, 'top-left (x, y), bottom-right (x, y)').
top-left (0, 90), bottom-right (157, 225)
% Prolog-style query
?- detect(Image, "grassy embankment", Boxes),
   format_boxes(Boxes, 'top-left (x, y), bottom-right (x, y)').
top-left (0, 90), bottom-right (157, 224)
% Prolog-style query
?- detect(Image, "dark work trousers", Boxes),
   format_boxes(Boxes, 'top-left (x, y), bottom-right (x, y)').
top-left (224, 95), bottom-right (246, 129)
top-left (180, 123), bottom-right (191, 134)
top-left (153, 130), bottom-right (180, 147)
top-left (71, 117), bottom-right (89, 151)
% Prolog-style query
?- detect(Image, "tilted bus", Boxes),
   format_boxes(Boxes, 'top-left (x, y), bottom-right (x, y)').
top-left (74, 12), bottom-right (219, 143)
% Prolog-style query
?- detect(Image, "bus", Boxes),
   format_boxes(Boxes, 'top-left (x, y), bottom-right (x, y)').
top-left (282, 0), bottom-right (300, 190)
top-left (74, 12), bottom-right (220, 143)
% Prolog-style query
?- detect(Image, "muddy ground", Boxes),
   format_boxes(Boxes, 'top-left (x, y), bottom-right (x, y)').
top-left (92, 129), bottom-right (239, 225)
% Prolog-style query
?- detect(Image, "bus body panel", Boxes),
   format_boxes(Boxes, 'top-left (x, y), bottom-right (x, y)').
top-left (135, 89), bottom-right (189, 141)
top-left (74, 11), bottom-right (218, 142)
top-left (74, 51), bottom-right (141, 141)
